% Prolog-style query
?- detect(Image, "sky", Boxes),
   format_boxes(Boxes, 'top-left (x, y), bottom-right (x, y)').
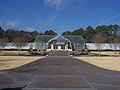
top-left (0, 0), bottom-right (120, 34)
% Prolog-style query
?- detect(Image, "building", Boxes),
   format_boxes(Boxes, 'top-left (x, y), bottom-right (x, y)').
top-left (34, 35), bottom-right (85, 51)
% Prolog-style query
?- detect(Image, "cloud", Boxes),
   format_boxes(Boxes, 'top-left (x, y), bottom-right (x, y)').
top-left (44, 0), bottom-right (63, 8)
top-left (67, 0), bottom-right (89, 9)
top-left (6, 20), bottom-right (19, 28)
top-left (41, 0), bottom-right (89, 30)
top-left (39, 15), bottom-right (57, 29)
top-left (44, 0), bottom-right (89, 9)
top-left (0, 20), bottom-right (21, 29)
top-left (25, 27), bottom-right (36, 32)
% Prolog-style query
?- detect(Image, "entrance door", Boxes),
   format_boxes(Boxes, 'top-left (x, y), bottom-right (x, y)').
top-left (61, 45), bottom-right (65, 49)
top-left (54, 45), bottom-right (58, 49)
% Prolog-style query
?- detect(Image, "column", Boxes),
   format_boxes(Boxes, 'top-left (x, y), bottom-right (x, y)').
top-left (65, 44), bottom-right (68, 50)
top-left (51, 44), bottom-right (54, 50)
top-left (58, 45), bottom-right (61, 50)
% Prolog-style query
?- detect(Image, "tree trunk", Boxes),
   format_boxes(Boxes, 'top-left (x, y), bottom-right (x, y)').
top-left (98, 50), bottom-right (101, 57)
top-left (115, 49), bottom-right (117, 57)
top-left (1, 48), bottom-right (5, 56)
top-left (17, 47), bottom-right (21, 56)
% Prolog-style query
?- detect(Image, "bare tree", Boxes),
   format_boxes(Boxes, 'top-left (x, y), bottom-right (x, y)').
top-left (92, 33), bottom-right (105, 57)
top-left (13, 36), bottom-right (28, 55)
top-left (108, 35), bottom-right (119, 56)
top-left (0, 37), bottom-right (8, 55)
top-left (118, 36), bottom-right (120, 55)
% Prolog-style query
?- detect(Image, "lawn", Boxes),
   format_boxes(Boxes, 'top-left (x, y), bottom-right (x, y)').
top-left (0, 56), bottom-right (44, 70)
top-left (90, 51), bottom-right (120, 56)
top-left (0, 51), bottom-right (28, 55)
top-left (74, 57), bottom-right (120, 71)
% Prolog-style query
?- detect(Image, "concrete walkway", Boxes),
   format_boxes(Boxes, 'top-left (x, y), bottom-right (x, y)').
top-left (1, 56), bottom-right (120, 90)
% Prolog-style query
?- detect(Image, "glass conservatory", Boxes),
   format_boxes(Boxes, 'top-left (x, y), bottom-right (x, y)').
top-left (34, 35), bottom-right (85, 51)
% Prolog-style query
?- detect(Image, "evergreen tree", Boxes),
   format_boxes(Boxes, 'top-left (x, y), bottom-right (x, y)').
top-left (85, 26), bottom-right (94, 42)
top-left (44, 30), bottom-right (57, 35)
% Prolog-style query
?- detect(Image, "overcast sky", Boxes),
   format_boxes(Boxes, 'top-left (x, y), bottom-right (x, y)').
top-left (0, 0), bottom-right (120, 33)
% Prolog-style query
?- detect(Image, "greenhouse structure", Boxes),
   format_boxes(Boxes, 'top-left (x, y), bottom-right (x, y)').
top-left (34, 35), bottom-right (85, 51)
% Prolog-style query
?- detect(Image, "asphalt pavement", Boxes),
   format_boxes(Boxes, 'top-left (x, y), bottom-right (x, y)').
top-left (0, 56), bottom-right (120, 90)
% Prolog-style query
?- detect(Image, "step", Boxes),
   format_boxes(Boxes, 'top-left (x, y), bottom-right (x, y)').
top-left (49, 51), bottom-right (70, 56)
top-left (24, 88), bottom-right (96, 90)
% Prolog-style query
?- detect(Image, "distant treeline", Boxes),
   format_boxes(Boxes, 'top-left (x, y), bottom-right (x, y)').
top-left (62, 24), bottom-right (120, 43)
top-left (0, 24), bottom-right (120, 43)
top-left (0, 27), bottom-right (57, 42)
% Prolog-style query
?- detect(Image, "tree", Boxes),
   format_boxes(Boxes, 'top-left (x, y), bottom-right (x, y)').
top-left (0, 26), bottom-right (2, 30)
top-left (13, 33), bottom-right (28, 55)
top-left (92, 33), bottom-right (105, 56)
top-left (109, 38), bottom-right (119, 56)
top-left (118, 36), bottom-right (120, 54)
top-left (0, 27), bottom-right (4, 38)
top-left (113, 24), bottom-right (120, 31)
top-left (85, 26), bottom-right (94, 42)
top-left (5, 29), bottom-right (17, 42)
top-left (108, 33), bottom-right (120, 56)
top-left (30, 31), bottom-right (39, 42)
top-left (0, 37), bottom-right (8, 55)
top-left (72, 28), bottom-right (84, 35)
top-left (62, 31), bottom-right (72, 35)
top-left (44, 30), bottom-right (57, 35)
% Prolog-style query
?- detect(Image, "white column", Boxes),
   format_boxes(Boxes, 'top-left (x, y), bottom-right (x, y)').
top-left (51, 44), bottom-right (54, 50)
top-left (58, 45), bottom-right (61, 50)
top-left (65, 44), bottom-right (68, 50)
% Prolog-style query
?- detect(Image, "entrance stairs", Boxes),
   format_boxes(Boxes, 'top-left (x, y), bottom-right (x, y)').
top-left (49, 50), bottom-right (70, 56)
